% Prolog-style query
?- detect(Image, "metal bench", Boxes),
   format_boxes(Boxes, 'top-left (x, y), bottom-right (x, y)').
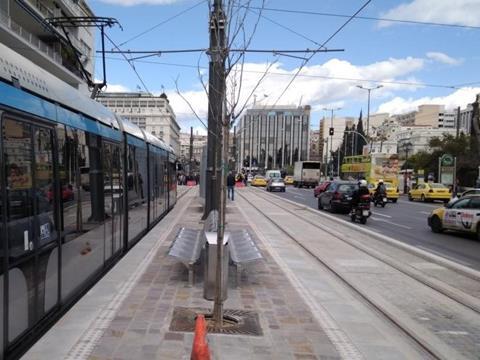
top-left (228, 229), bottom-right (263, 285)
top-left (167, 210), bottom-right (218, 285)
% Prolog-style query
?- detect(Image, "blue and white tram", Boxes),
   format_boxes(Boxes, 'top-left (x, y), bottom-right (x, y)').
top-left (0, 43), bottom-right (176, 359)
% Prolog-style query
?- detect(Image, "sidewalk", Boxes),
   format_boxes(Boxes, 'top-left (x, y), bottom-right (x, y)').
top-left (23, 187), bottom-right (414, 360)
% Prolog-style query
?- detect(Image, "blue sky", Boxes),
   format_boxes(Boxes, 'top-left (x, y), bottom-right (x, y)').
top-left (88, 0), bottom-right (480, 133)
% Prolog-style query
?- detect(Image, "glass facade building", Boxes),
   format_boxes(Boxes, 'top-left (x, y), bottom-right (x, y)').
top-left (237, 105), bottom-right (311, 172)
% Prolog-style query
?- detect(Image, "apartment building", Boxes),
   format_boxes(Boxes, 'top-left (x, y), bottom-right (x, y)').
top-left (394, 105), bottom-right (455, 128)
top-left (0, 0), bottom-right (95, 92)
top-left (97, 92), bottom-right (181, 154)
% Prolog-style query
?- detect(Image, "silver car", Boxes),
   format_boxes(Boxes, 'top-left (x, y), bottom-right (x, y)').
top-left (266, 177), bottom-right (286, 192)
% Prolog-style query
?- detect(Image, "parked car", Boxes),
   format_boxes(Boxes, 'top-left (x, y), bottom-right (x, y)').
top-left (251, 175), bottom-right (267, 187)
top-left (409, 183), bottom-right (451, 203)
top-left (284, 175), bottom-right (294, 185)
top-left (266, 177), bottom-right (286, 192)
top-left (318, 181), bottom-right (358, 213)
top-left (314, 181), bottom-right (331, 197)
top-left (428, 195), bottom-right (480, 240)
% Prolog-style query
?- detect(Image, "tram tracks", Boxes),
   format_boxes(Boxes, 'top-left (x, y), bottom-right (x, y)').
top-left (239, 189), bottom-right (480, 360)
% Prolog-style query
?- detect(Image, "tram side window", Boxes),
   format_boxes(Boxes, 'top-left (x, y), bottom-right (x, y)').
top-left (57, 126), bottom-right (104, 242)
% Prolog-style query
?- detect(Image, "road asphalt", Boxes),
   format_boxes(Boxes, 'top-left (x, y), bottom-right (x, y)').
top-left (257, 185), bottom-right (480, 271)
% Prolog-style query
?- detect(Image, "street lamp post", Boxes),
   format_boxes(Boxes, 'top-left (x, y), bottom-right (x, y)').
top-left (323, 107), bottom-right (341, 179)
top-left (401, 142), bottom-right (413, 194)
top-left (357, 85), bottom-right (383, 137)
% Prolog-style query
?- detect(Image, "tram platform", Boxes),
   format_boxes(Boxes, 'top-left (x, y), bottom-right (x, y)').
top-left (22, 187), bottom-right (420, 360)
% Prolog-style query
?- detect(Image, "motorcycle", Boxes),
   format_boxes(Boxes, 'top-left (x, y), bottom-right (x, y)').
top-left (351, 194), bottom-right (371, 224)
top-left (373, 191), bottom-right (388, 208)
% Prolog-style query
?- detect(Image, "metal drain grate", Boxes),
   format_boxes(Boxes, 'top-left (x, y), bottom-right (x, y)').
top-left (169, 307), bottom-right (263, 336)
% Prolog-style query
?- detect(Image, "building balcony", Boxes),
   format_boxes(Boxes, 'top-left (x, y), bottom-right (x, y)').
top-left (0, 5), bottom-right (89, 90)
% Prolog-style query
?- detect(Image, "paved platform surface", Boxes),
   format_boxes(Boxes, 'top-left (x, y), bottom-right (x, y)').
top-left (23, 187), bottom-right (424, 360)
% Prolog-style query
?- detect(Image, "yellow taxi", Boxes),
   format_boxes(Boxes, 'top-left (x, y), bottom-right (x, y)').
top-left (368, 182), bottom-right (400, 203)
top-left (284, 176), bottom-right (294, 185)
top-left (251, 175), bottom-right (267, 187)
top-left (409, 182), bottom-right (451, 203)
top-left (428, 195), bottom-right (480, 240)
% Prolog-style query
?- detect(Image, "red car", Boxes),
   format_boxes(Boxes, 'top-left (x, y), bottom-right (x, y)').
top-left (314, 181), bottom-right (331, 197)
top-left (47, 185), bottom-right (75, 202)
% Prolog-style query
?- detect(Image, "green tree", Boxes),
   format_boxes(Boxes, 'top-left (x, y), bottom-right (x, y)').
top-left (408, 133), bottom-right (479, 186)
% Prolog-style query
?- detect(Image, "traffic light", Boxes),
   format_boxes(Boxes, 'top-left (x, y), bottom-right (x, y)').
top-left (329, 127), bottom-right (334, 136)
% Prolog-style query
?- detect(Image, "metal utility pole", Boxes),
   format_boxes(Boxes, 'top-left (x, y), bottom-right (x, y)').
top-left (456, 106), bottom-right (461, 138)
top-left (204, 0), bottom-right (226, 219)
top-left (189, 126), bottom-right (193, 175)
top-left (205, 0), bottom-right (227, 327)
top-left (357, 85), bottom-right (383, 137)
top-left (323, 107), bottom-right (341, 179)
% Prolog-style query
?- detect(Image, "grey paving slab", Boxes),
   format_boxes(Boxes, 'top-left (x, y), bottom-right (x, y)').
top-left (22, 186), bottom-right (435, 360)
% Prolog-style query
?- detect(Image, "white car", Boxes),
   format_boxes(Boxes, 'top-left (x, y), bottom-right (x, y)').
top-left (266, 177), bottom-right (286, 192)
top-left (428, 195), bottom-right (480, 240)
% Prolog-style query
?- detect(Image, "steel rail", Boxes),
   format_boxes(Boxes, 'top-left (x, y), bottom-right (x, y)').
top-left (238, 189), bottom-right (475, 360)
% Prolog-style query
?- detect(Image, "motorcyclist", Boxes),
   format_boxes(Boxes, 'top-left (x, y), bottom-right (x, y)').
top-left (351, 179), bottom-right (370, 208)
top-left (374, 179), bottom-right (387, 202)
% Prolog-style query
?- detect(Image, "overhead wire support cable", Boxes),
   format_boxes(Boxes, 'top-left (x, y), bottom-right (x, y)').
top-left (97, 56), bottom-right (458, 89)
top-left (100, 48), bottom-right (344, 55)
top-left (118, 0), bottom-right (208, 47)
top-left (270, 0), bottom-right (372, 107)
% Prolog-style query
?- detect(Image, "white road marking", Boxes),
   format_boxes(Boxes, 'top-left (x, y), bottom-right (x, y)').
top-left (416, 246), bottom-right (471, 267)
top-left (370, 217), bottom-right (412, 229)
top-left (420, 211), bottom-right (431, 215)
top-left (371, 212), bottom-right (392, 218)
top-left (294, 195), bottom-right (306, 199)
top-left (436, 331), bottom-right (469, 335)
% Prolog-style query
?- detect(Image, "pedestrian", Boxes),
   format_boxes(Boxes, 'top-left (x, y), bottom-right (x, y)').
top-left (227, 171), bottom-right (236, 201)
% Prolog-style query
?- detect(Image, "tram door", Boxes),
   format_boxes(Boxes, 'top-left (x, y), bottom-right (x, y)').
top-left (1, 118), bottom-right (59, 345)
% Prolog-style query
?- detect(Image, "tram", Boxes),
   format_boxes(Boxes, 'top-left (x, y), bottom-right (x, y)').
top-left (0, 43), bottom-right (177, 359)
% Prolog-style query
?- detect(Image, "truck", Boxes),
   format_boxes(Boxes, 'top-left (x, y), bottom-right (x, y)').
top-left (293, 161), bottom-right (321, 188)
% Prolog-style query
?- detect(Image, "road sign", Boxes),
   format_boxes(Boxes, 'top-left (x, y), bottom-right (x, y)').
top-left (440, 154), bottom-right (454, 167)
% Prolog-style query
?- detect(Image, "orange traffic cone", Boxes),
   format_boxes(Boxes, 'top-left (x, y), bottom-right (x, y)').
top-left (191, 314), bottom-right (211, 360)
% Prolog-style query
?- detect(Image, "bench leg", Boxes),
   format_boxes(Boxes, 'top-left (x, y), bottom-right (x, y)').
top-left (235, 264), bottom-right (241, 287)
top-left (188, 265), bottom-right (194, 287)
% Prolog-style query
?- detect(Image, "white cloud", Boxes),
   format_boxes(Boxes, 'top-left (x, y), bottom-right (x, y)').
top-left (380, 0), bottom-right (480, 27)
top-left (97, 0), bottom-right (182, 6)
top-left (426, 52), bottom-right (463, 65)
top-left (167, 55), bottom-right (426, 126)
top-left (377, 87), bottom-right (480, 115)
top-left (104, 83), bottom-right (130, 92)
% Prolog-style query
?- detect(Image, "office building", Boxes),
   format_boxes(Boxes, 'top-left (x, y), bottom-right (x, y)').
top-left (97, 92), bottom-right (180, 154)
top-left (236, 105), bottom-right (311, 172)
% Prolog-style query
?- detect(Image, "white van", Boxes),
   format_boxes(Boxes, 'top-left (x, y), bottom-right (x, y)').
top-left (265, 170), bottom-right (282, 179)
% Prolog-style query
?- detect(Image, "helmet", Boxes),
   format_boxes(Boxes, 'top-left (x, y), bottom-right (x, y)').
top-left (359, 179), bottom-right (367, 187)
top-left (378, 179), bottom-right (384, 184)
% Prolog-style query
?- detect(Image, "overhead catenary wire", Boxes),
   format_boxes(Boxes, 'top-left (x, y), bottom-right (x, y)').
top-left (118, 0), bottom-right (208, 47)
top-left (103, 33), bottom-right (151, 94)
top-left (96, 55), bottom-right (460, 89)
top-left (239, 5), bottom-right (480, 30)
top-left (269, 0), bottom-right (372, 108)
